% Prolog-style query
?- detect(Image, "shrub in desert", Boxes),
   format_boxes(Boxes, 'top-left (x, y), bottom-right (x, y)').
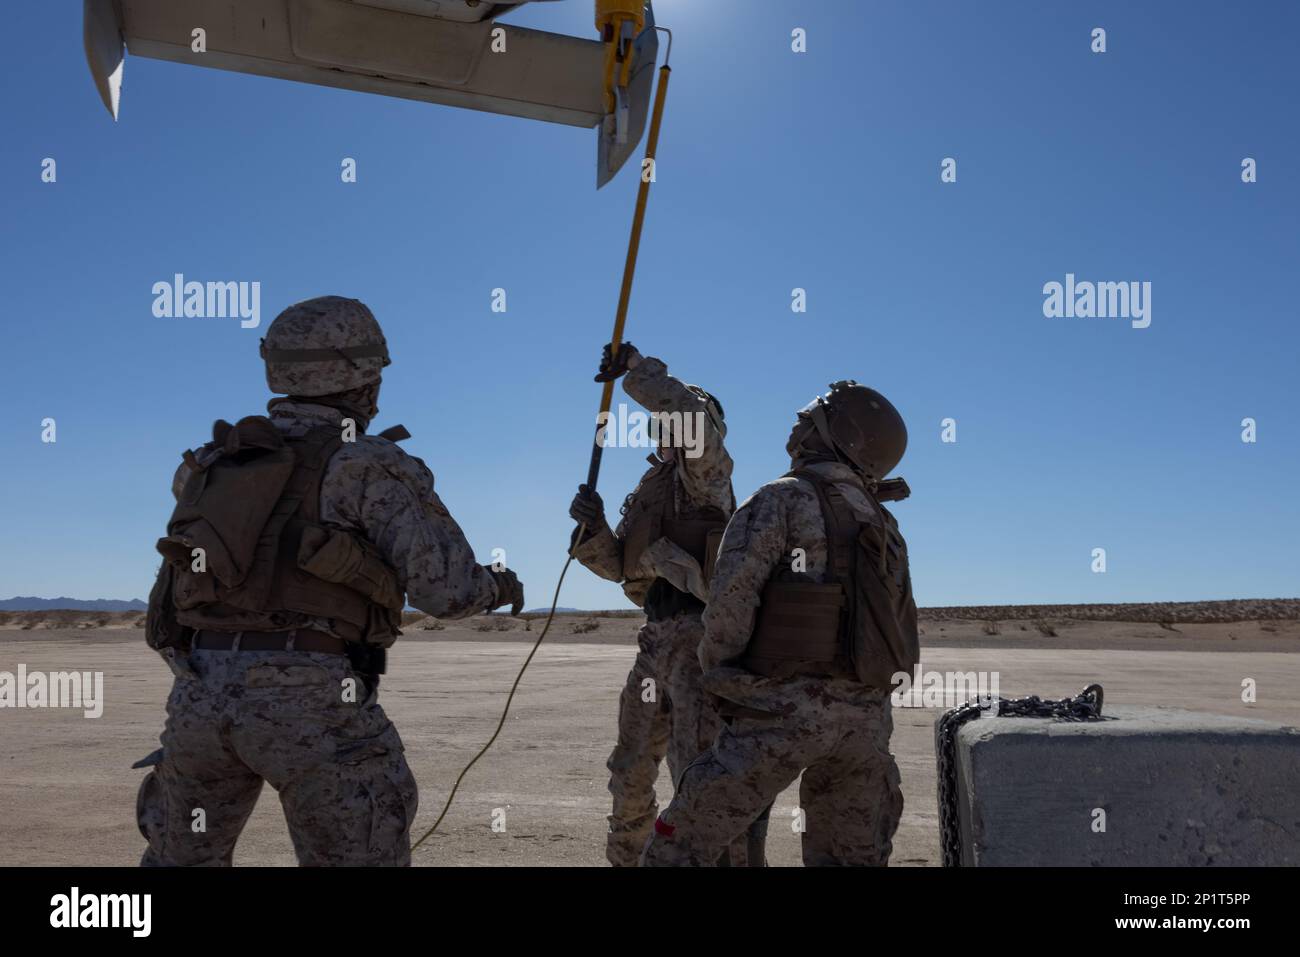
top-left (1034, 619), bottom-right (1057, 637)
top-left (571, 618), bottom-right (600, 635)
top-left (491, 617), bottom-right (514, 632)
top-left (418, 617), bottom-right (445, 631)
top-left (981, 620), bottom-right (1000, 636)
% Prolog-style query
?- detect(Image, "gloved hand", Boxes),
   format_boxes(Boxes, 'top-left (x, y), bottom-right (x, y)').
top-left (489, 567), bottom-right (525, 616)
top-left (594, 341), bottom-right (642, 382)
top-left (569, 484), bottom-right (607, 533)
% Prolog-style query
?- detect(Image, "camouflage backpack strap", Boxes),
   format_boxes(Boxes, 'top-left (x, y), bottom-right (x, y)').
top-left (283, 425), bottom-right (346, 524)
top-left (789, 469), bottom-right (860, 654)
top-left (789, 470), bottom-right (856, 582)
top-left (804, 472), bottom-right (918, 689)
top-left (276, 424), bottom-right (405, 644)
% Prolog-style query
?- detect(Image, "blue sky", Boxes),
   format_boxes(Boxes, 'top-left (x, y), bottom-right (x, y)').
top-left (1, 1), bottom-right (1296, 609)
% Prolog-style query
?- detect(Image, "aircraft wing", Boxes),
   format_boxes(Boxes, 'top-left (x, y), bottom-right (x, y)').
top-left (83, 0), bottom-right (658, 187)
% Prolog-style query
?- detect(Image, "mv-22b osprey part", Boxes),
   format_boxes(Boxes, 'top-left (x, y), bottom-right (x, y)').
top-left (83, 0), bottom-right (659, 188)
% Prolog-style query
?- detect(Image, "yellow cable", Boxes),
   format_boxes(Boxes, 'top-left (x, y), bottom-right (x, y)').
top-left (411, 525), bottom-right (584, 853)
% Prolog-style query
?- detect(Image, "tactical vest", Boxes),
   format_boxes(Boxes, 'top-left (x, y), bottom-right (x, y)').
top-left (152, 416), bottom-right (404, 646)
top-left (740, 469), bottom-right (919, 687)
top-left (619, 454), bottom-right (731, 586)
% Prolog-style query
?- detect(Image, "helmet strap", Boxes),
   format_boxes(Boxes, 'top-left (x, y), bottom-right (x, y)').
top-left (806, 401), bottom-right (855, 473)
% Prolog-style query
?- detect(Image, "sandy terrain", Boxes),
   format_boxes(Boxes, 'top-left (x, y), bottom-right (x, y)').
top-left (1, 607), bottom-right (1298, 867)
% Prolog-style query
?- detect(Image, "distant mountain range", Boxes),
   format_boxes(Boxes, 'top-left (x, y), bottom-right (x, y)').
top-left (0, 597), bottom-right (582, 614)
top-left (0, 597), bottom-right (148, 611)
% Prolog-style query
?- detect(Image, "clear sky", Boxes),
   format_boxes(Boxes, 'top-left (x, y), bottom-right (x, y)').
top-left (2, 1), bottom-right (1296, 610)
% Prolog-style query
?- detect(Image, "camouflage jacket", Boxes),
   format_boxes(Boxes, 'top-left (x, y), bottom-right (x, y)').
top-left (571, 356), bottom-right (734, 605)
top-left (172, 400), bottom-right (501, 630)
top-left (700, 459), bottom-right (891, 713)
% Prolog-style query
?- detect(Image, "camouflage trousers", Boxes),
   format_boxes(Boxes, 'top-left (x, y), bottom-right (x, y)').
top-left (135, 649), bottom-right (418, 866)
top-left (641, 688), bottom-right (902, 867)
top-left (606, 612), bottom-right (767, 866)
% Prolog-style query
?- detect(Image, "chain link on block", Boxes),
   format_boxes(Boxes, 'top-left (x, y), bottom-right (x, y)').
top-left (935, 684), bottom-right (1106, 867)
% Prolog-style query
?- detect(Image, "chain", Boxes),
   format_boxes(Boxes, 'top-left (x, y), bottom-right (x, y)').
top-left (935, 683), bottom-right (1106, 867)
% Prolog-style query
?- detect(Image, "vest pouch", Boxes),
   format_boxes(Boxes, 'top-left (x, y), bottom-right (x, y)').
top-left (741, 580), bottom-right (846, 678)
top-left (621, 505), bottom-right (658, 581)
top-left (145, 560), bottom-right (195, 651)
top-left (170, 562), bottom-right (220, 610)
top-left (365, 603), bottom-right (402, 649)
top-left (297, 524), bottom-right (404, 615)
top-left (156, 524), bottom-right (235, 601)
top-left (160, 435), bottom-right (296, 591)
top-left (661, 516), bottom-right (728, 584)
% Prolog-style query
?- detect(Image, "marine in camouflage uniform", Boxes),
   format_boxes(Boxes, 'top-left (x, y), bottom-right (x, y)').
top-left (569, 343), bottom-right (765, 866)
top-left (642, 382), bottom-right (914, 867)
top-left (135, 296), bottom-right (524, 867)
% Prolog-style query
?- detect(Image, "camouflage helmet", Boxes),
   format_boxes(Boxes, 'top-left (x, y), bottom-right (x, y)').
top-left (261, 296), bottom-right (390, 396)
top-left (797, 380), bottom-right (907, 481)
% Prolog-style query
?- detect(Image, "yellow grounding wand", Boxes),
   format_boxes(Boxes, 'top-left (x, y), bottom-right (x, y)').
top-left (411, 33), bottom-right (672, 855)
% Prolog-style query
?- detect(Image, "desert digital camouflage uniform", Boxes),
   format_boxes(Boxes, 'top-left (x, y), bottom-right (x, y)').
top-left (137, 645), bottom-right (416, 866)
top-left (136, 297), bottom-right (519, 867)
top-left (570, 355), bottom-right (753, 866)
top-left (168, 401), bottom-right (502, 622)
top-left (640, 459), bottom-right (904, 867)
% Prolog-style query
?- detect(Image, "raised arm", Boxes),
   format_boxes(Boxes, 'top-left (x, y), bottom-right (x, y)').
top-left (323, 439), bottom-right (516, 619)
top-left (621, 353), bottom-right (733, 511)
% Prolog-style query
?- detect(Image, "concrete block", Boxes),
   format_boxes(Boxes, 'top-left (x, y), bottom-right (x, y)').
top-left (940, 705), bottom-right (1300, 866)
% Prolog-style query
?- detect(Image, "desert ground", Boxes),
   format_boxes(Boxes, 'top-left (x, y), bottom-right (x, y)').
top-left (1, 600), bottom-right (1298, 867)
